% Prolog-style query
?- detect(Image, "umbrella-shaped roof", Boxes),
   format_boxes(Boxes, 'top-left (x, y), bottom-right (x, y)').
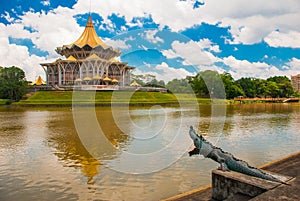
top-left (83, 77), bottom-right (92, 81)
top-left (103, 77), bottom-right (111, 81)
top-left (75, 78), bottom-right (83, 82)
top-left (68, 16), bottom-right (108, 49)
top-left (93, 75), bottom-right (102, 80)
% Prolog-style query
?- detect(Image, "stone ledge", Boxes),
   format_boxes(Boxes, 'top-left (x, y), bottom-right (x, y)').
top-left (212, 169), bottom-right (292, 200)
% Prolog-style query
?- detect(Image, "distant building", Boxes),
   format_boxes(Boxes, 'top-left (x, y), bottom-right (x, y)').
top-left (41, 16), bottom-right (134, 89)
top-left (30, 76), bottom-right (46, 86)
top-left (291, 74), bottom-right (300, 92)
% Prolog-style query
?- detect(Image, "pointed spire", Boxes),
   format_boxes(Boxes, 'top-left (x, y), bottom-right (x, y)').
top-left (69, 15), bottom-right (107, 48)
top-left (87, 15), bottom-right (93, 27)
top-left (89, 0), bottom-right (92, 16)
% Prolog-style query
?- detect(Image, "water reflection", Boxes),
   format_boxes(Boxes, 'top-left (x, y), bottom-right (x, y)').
top-left (0, 109), bottom-right (26, 149)
top-left (0, 104), bottom-right (299, 200)
top-left (46, 108), bottom-right (130, 183)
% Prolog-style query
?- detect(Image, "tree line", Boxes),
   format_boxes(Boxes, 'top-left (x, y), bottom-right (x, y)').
top-left (132, 70), bottom-right (298, 99)
top-left (0, 66), bottom-right (298, 102)
top-left (170, 70), bottom-right (298, 99)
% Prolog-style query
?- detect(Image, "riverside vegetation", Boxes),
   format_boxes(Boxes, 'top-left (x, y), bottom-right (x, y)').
top-left (0, 66), bottom-right (299, 106)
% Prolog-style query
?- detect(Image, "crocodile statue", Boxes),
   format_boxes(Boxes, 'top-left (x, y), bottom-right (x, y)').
top-left (188, 126), bottom-right (287, 184)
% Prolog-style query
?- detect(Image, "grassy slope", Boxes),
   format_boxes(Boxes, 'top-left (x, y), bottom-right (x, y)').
top-left (0, 99), bottom-right (10, 105)
top-left (16, 91), bottom-right (219, 106)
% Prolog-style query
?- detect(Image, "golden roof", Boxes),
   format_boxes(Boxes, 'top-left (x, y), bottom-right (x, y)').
top-left (86, 53), bottom-right (100, 60)
top-left (68, 16), bottom-right (107, 48)
top-left (33, 76), bottom-right (46, 86)
top-left (130, 80), bottom-right (140, 87)
top-left (103, 77), bottom-right (111, 81)
top-left (93, 75), bottom-right (102, 80)
top-left (66, 55), bottom-right (77, 61)
top-left (75, 78), bottom-right (82, 82)
top-left (83, 77), bottom-right (92, 81)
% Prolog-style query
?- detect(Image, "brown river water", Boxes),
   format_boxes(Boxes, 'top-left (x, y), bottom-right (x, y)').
top-left (0, 103), bottom-right (299, 200)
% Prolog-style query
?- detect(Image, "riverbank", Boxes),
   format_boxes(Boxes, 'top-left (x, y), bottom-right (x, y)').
top-left (162, 152), bottom-right (300, 201)
top-left (13, 91), bottom-right (227, 107)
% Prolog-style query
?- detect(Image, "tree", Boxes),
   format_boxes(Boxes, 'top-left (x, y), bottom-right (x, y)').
top-left (267, 76), bottom-right (294, 98)
top-left (221, 72), bottom-right (244, 99)
top-left (235, 78), bottom-right (257, 98)
top-left (256, 79), bottom-right (268, 98)
top-left (265, 81), bottom-right (279, 98)
top-left (189, 70), bottom-right (226, 98)
top-left (166, 78), bottom-right (193, 93)
top-left (189, 72), bottom-right (209, 97)
top-left (144, 78), bottom-right (165, 88)
top-left (0, 66), bottom-right (27, 101)
top-left (130, 73), bottom-right (165, 87)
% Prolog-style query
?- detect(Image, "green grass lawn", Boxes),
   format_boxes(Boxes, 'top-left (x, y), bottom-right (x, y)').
top-left (16, 91), bottom-right (226, 106)
top-left (0, 99), bottom-right (10, 105)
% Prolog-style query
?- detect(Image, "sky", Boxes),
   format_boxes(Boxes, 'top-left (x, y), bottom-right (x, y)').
top-left (1, 0), bottom-right (300, 82)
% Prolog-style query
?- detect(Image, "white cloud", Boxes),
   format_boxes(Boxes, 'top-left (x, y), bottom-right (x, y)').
top-left (162, 40), bottom-right (220, 66)
top-left (1, 11), bottom-right (15, 23)
top-left (195, 39), bottom-right (221, 53)
top-left (133, 62), bottom-right (194, 82)
top-left (222, 56), bottom-right (284, 79)
top-left (161, 49), bottom-right (177, 59)
top-left (0, 37), bottom-right (46, 81)
top-left (221, 12), bottom-right (300, 44)
top-left (16, 7), bottom-right (83, 57)
top-left (73, 0), bottom-right (203, 32)
top-left (143, 30), bottom-right (164, 44)
top-left (1, 0), bottom-right (300, 81)
top-left (264, 30), bottom-right (300, 48)
top-left (197, 64), bottom-right (225, 74)
top-left (154, 62), bottom-right (194, 81)
top-left (104, 38), bottom-right (132, 50)
top-left (0, 6), bottom-right (83, 81)
top-left (72, 0), bottom-right (300, 45)
top-left (284, 58), bottom-right (300, 76)
top-left (41, 0), bottom-right (50, 6)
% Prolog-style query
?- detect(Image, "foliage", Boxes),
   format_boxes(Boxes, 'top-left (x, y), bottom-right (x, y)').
top-left (267, 76), bottom-right (294, 97)
top-left (133, 71), bottom-right (295, 100)
top-left (187, 70), bottom-right (295, 99)
top-left (166, 78), bottom-right (193, 93)
top-left (143, 79), bottom-right (165, 88)
top-left (220, 72), bottom-right (244, 99)
top-left (294, 91), bottom-right (300, 97)
top-left (0, 66), bottom-right (27, 101)
top-left (131, 73), bottom-right (165, 87)
top-left (235, 76), bottom-right (295, 98)
top-left (0, 99), bottom-right (11, 105)
top-left (235, 78), bottom-right (258, 98)
top-left (188, 70), bottom-right (243, 99)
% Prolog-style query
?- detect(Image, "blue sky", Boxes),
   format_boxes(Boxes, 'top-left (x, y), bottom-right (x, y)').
top-left (1, 0), bottom-right (300, 81)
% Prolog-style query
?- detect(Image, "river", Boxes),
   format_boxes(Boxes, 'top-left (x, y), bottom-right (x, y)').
top-left (0, 103), bottom-right (299, 200)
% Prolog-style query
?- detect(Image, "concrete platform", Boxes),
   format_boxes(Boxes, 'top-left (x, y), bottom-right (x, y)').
top-left (162, 152), bottom-right (300, 201)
